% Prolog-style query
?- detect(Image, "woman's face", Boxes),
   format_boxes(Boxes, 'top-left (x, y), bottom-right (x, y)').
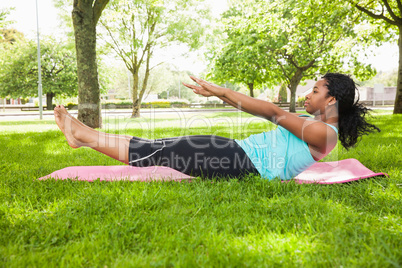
top-left (304, 79), bottom-right (335, 115)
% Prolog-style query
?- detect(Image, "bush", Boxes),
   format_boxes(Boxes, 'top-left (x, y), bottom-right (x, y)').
top-left (142, 100), bottom-right (171, 108)
top-left (64, 99), bottom-right (193, 110)
top-left (20, 98), bottom-right (30, 105)
top-left (102, 100), bottom-right (133, 106)
top-left (66, 102), bottom-right (78, 110)
top-left (278, 83), bottom-right (288, 103)
top-left (205, 100), bottom-right (221, 104)
top-left (297, 96), bottom-right (306, 107)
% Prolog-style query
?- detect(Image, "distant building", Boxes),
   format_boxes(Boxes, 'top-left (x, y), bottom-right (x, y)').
top-left (258, 80), bottom-right (396, 103)
top-left (358, 86), bottom-right (396, 102)
top-left (0, 98), bottom-right (23, 105)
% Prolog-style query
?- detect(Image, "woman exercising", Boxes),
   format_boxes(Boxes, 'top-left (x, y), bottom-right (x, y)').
top-left (54, 73), bottom-right (379, 180)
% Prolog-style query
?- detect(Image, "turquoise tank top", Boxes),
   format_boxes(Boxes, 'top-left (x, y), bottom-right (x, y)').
top-left (235, 116), bottom-right (338, 180)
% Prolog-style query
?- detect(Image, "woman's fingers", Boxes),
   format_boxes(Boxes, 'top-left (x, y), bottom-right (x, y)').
top-left (183, 82), bottom-right (201, 94)
top-left (183, 82), bottom-right (213, 97)
top-left (190, 76), bottom-right (208, 87)
top-left (182, 82), bottom-right (197, 91)
top-left (189, 76), bottom-right (227, 97)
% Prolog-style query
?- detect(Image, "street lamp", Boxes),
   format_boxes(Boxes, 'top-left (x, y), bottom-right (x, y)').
top-left (36, 0), bottom-right (43, 119)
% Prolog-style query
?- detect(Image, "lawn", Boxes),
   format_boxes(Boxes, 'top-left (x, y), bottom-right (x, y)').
top-left (0, 110), bottom-right (401, 267)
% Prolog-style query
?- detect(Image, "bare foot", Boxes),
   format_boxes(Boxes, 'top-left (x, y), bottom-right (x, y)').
top-left (54, 105), bottom-right (89, 148)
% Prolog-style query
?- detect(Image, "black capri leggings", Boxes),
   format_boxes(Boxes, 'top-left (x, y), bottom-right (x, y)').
top-left (128, 135), bottom-right (259, 178)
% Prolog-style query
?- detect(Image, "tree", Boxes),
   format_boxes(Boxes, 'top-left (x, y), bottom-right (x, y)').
top-left (0, 29), bottom-right (24, 44)
top-left (359, 69), bottom-right (398, 87)
top-left (351, 0), bottom-right (401, 114)
top-left (0, 39), bottom-right (78, 107)
top-left (0, 7), bottom-right (13, 30)
top-left (72, 0), bottom-right (109, 128)
top-left (99, 0), bottom-right (210, 117)
top-left (206, 6), bottom-right (273, 97)
top-left (207, 36), bottom-right (269, 97)
top-left (278, 84), bottom-right (287, 103)
top-left (212, 0), bottom-right (376, 112)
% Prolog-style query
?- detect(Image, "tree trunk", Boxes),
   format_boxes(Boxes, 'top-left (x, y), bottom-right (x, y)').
top-left (248, 83), bottom-right (254, 97)
top-left (132, 99), bottom-right (140, 118)
top-left (288, 69), bottom-right (304, 113)
top-left (394, 27), bottom-right (402, 114)
top-left (46, 92), bottom-right (54, 110)
top-left (72, 0), bottom-right (102, 128)
top-left (131, 70), bottom-right (140, 118)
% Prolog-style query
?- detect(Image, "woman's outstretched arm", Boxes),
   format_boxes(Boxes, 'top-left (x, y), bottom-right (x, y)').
top-left (183, 76), bottom-right (284, 121)
top-left (183, 76), bottom-right (338, 157)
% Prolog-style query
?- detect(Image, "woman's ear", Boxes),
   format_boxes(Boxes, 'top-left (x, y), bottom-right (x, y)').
top-left (329, 97), bottom-right (337, 105)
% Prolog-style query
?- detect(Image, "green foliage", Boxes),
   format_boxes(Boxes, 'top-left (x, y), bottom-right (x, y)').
top-left (278, 83), bottom-right (287, 103)
top-left (0, 37), bottom-right (78, 100)
top-left (351, 0), bottom-right (401, 114)
top-left (66, 99), bottom-right (191, 109)
top-left (297, 96), bottom-right (306, 102)
top-left (359, 69), bottom-right (398, 87)
top-left (0, 111), bottom-right (401, 266)
top-left (99, 0), bottom-right (211, 116)
top-left (0, 7), bottom-right (13, 30)
top-left (101, 0), bottom-right (208, 113)
top-left (0, 29), bottom-right (24, 44)
top-left (352, 0), bottom-right (400, 41)
top-left (209, 0), bottom-right (378, 111)
top-left (206, 2), bottom-right (272, 96)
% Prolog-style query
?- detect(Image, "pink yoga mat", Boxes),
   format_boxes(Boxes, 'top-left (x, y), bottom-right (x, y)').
top-left (293, 158), bottom-right (388, 184)
top-left (38, 158), bottom-right (387, 184)
top-left (39, 165), bottom-right (192, 182)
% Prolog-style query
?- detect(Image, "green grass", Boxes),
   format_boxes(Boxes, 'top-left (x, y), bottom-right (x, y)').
top-left (0, 110), bottom-right (401, 267)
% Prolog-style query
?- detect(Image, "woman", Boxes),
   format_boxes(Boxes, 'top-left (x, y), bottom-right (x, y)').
top-left (54, 73), bottom-right (379, 180)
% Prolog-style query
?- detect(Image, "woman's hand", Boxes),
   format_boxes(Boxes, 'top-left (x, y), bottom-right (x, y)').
top-left (182, 82), bottom-right (214, 97)
top-left (183, 76), bottom-right (228, 97)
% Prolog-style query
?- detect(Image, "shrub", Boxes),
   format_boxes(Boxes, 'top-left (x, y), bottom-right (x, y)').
top-left (142, 100), bottom-right (171, 108)
top-left (66, 102), bottom-right (78, 110)
top-left (297, 96), bottom-right (306, 107)
top-left (205, 100), bottom-right (221, 104)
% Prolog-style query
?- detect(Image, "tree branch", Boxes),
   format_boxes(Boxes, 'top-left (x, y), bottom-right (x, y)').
top-left (150, 61), bottom-right (165, 71)
top-left (101, 22), bottom-right (133, 71)
top-left (273, 56), bottom-right (291, 82)
top-left (93, 0), bottom-right (109, 25)
top-left (397, 0), bottom-right (402, 15)
top-left (54, 67), bottom-right (65, 75)
top-left (354, 2), bottom-right (398, 25)
top-left (301, 59), bottom-right (316, 71)
top-left (380, 0), bottom-right (400, 22)
top-left (139, 49), bottom-right (152, 102)
top-left (283, 50), bottom-right (300, 69)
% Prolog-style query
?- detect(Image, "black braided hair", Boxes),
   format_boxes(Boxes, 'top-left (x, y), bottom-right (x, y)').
top-left (322, 73), bottom-right (380, 149)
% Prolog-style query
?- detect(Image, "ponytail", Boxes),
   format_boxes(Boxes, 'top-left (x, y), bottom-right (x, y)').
top-left (338, 102), bottom-right (380, 149)
top-left (322, 73), bottom-right (380, 149)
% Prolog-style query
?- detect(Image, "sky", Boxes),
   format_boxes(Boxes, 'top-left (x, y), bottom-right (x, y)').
top-left (0, 0), bottom-right (398, 74)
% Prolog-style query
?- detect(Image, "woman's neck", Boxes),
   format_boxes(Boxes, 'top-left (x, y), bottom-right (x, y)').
top-left (314, 106), bottom-right (338, 125)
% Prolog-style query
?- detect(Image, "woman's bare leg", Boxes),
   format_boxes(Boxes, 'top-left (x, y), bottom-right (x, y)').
top-left (54, 105), bottom-right (132, 164)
